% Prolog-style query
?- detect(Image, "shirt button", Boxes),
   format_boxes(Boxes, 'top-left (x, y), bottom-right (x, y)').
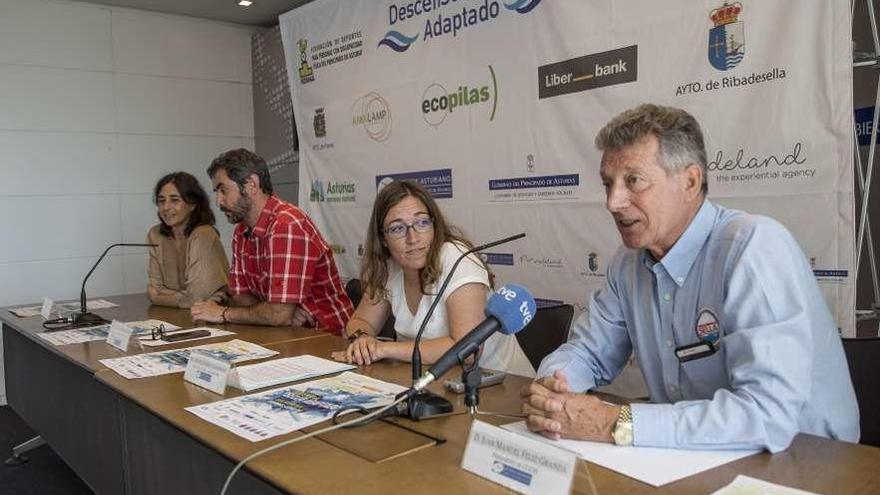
top-left (663, 293), bottom-right (671, 302)
top-left (666, 339), bottom-right (673, 348)
top-left (667, 384), bottom-right (677, 392)
top-left (676, 277), bottom-right (684, 284)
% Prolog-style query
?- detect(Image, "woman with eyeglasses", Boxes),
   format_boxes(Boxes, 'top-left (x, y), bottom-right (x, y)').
top-left (147, 172), bottom-right (229, 308)
top-left (334, 180), bottom-right (533, 376)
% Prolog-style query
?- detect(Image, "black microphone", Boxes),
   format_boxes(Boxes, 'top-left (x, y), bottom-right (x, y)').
top-left (410, 232), bottom-right (525, 378)
top-left (399, 233), bottom-right (525, 420)
top-left (75, 243), bottom-right (157, 325)
top-left (410, 284), bottom-right (536, 393)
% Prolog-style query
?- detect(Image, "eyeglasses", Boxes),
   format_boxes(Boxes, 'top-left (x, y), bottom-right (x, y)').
top-left (383, 216), bottom-right (434, 239)
top-left (149, 324), bottom-right (167, 341)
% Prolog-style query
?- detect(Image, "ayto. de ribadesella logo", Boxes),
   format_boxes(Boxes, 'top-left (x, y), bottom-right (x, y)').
top-left (352, 92), bottom-right (392, 142)
top-left (538, 45), bottom-right (637, 99)
top-left (422, 65), bottom-right (498, 127)
top-left (378, 0), bottom-right (542, 53)
top-left (313, 108), bottom-right (326, 138)
top-left (708, 2), bottom-right (745, 71)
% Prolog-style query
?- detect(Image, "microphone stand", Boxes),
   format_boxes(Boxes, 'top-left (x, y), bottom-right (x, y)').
top-left (402, 233), bottom-right (525, 420)
top-left (44, 243), bottom-right (157, 330)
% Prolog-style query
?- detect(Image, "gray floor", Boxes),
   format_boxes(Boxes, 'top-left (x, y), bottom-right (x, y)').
top-left (0, 406), bottom-right (93, 495)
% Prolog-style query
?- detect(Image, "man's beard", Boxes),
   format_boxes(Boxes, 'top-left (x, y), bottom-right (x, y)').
top-left (221, 193), bottom-right (252, 224)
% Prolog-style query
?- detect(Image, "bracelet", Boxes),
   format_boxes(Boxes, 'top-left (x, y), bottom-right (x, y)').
top-left (221, 306), bottom-right (229, 324)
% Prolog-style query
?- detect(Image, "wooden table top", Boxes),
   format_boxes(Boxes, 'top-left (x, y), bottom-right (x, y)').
top-left (8, 295), bottom-right (880, 494)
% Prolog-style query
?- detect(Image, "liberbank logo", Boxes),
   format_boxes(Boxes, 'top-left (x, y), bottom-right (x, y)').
top-left (352, 92), bottom-right (392, 142)
top-left (538, 45), bottom-right (637, 99)
top-left (378, 0), bottom-right (542, 53)
top-left (422, 65), bottom-right (498, 127)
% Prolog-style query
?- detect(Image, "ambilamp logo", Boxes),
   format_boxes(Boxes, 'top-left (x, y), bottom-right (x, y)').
top-left (352, 92), bottom-right (392, 142)
top-left (378, 0), bottom-right (542, 53)
top-left (422, 65), bottom-right (498, 127)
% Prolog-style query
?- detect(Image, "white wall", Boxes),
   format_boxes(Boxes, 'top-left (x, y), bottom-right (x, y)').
top-left (0, 0), bottom-right (258, 403)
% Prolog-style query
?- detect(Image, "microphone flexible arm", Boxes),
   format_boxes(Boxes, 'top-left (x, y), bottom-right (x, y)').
top-left (79, 243), bottom-right (157, 316)
top-left (410, 233), bottom-right (525, 380)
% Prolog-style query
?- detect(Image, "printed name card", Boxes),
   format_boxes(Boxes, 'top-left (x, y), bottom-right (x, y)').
top-left (40, 297), bottom-right (54, 320)
top-left (106, 320), bottom-right (135, 351)
top-left (184, 351), bottom-right (231, 394)
top-left (461, 420), bottom-right (577, 495)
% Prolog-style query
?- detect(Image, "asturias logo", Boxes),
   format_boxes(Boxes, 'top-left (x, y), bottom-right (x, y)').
top-left (708, 2), bottom-right (745, 71)
top-left (352, 92), bottom-right (392, 142)
top-left (378, 0), bottom-right (541, 53)
top-left (310, 179), bottom-right (356, 203)
top-left (422, 65), bottom-right (498, 127)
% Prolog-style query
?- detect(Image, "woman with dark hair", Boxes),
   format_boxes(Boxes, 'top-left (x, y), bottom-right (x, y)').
top-left (147, 172), bottom-right (229, 308)
top-left (334, 180), bottom-right (533, 376)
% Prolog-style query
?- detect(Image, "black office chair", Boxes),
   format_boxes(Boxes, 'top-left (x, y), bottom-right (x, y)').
top-left (344, 278), bottom-right (396, 341)
top-left (842, 336), bottom-right (880, 446)
top-left (516, 303), bottom-right (575, 371)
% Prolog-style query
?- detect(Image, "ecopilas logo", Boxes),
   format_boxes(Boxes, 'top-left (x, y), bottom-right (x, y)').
top-left (421, 65), bottom-right (498, 127)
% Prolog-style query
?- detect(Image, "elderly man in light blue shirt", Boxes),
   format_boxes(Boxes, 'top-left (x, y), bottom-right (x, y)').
top-left (521, 103), bottom-right (859, 453)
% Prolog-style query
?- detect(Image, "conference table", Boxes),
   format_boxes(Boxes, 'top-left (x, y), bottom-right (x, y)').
top-left (3, 294), bottom-right (880, 494)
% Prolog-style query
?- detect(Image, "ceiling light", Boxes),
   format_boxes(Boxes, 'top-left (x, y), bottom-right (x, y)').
top-left (238, 0), bottom-right (252, 6)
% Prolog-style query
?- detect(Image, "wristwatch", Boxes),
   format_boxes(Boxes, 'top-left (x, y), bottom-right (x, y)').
top-left (612, 405), bottom-right (633, 446)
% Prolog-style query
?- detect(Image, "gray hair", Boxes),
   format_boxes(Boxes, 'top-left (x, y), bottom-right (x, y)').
top-left (595, 104), bottom-right (708, 194)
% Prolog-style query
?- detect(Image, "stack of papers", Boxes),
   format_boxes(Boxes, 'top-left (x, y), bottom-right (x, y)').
top-left (38, 319), bottom-right (180, 346)
top-left (187, 372), bottom-right (406, 441)
top-left (9, 299), bottom-right (118, 317)
top-left (99, 339), bottom-right (278, 379)
top-left (228, 354), bottom-right (355, 391)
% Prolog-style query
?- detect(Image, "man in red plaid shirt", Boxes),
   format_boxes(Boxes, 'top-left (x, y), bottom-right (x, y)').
top-left (191, 149), bottom-right (353, 333)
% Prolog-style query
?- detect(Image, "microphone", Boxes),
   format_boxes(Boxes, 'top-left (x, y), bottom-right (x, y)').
top-left (410, 232), bottom-right (525, 379)
top-left (75, 243), bottom-right (157, 325)
top-left (399, 233), bottom-right (525, 420)
top-left (411, 284), bottom-right (535, 393)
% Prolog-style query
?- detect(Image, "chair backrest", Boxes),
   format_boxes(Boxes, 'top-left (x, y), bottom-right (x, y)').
top-left (343, 278), bottom-right (396, 341)
top-left (515, 303), bottom-right (575, 371)
top-left (842, 337), bottom-right (880, 446)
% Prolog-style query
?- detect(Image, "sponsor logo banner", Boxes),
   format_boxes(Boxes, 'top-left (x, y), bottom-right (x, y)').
top-left (488, 173), bottom-right (579, 202)
top-left (538, 45), bottom-right (637, 99)
top-left (310, 179), bottom-right (356, 203)
top-left (422, 65), bottom-right (498, 127)
top-left (376, 168), bottom-right (453, 198)
top-left (484, 252), bottom-right (514, 266)
top-left (352, 92), bottom-right (392, 142)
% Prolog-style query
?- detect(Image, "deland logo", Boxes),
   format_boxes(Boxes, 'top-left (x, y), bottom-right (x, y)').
top-left (352, 92), bottom-right (392, 142)
top-left (539, 45), bottom-right (637, 99)
top-left (708, 2), bottom-right (745, 71)
top-left (310, 179), bottom-right (356, 203)
top-left (422, 65), bottom-right (498, 127)
top-left (297, 39), bottom-right (314, 84)
top-left (378, 0), bottom-right (542, 52)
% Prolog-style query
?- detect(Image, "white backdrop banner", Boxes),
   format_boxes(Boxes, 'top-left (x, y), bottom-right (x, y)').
top-left (280, 0), bottom-right (855, 335)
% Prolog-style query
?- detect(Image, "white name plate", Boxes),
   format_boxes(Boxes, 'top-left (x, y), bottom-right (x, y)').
top-left (184, 351), bottom-right (231, 394)
top-left (462, 420), bottom-right (577, 495)
top-left (106, 320), bottom-right (134, 351)
top-left (40, 297), bottom-right (54, 320)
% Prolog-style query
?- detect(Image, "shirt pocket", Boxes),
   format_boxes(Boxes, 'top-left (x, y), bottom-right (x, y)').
top-left (679, 347), bottom-right (728, 399)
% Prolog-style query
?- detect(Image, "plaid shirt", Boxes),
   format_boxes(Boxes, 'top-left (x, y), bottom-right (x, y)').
top-left (228, 196), bottom-right (352, 333)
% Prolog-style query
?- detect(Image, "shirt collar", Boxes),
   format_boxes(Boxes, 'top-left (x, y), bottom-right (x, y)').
top-left (641, 199), bottom-right (716, 287)
top-left (249, 195), bottom-right (281, 238)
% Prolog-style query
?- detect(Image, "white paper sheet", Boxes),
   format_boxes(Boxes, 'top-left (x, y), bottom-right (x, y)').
top-left (186, 372), bottom-right (406, 442)
top-left (228, 355), bottom-right (355, 391)
top-left (9, 298), bottom-right (119, 317)
top-left (37, 319), bottom-right (180, 346)
top-left (711, 475), bottom-right (822, 495)
top-left (502, 421), bottom-right (759, 487)
top-left (99, 339), bottom-right (278, 379)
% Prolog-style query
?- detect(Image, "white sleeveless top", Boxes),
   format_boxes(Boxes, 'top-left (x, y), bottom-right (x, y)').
top-left (385, 242), bottom-right (535, 377)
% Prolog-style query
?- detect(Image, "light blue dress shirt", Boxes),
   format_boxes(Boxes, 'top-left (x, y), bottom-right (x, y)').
top-left (537, 200), bottom-right (859, 453)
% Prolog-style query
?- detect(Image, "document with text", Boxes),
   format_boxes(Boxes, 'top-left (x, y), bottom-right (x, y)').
top-left (186, 372), bottom-right (406, 442)
top-left (99, 339), bottom-right (277, 379)
top-left (228, 354), bottom-right (355, 391)
top-left (38, 319), bottom-right (180, 346)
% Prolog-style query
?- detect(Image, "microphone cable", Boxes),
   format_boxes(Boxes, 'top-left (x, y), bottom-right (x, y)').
top-left (218, 394), bottom-right (408, 495)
